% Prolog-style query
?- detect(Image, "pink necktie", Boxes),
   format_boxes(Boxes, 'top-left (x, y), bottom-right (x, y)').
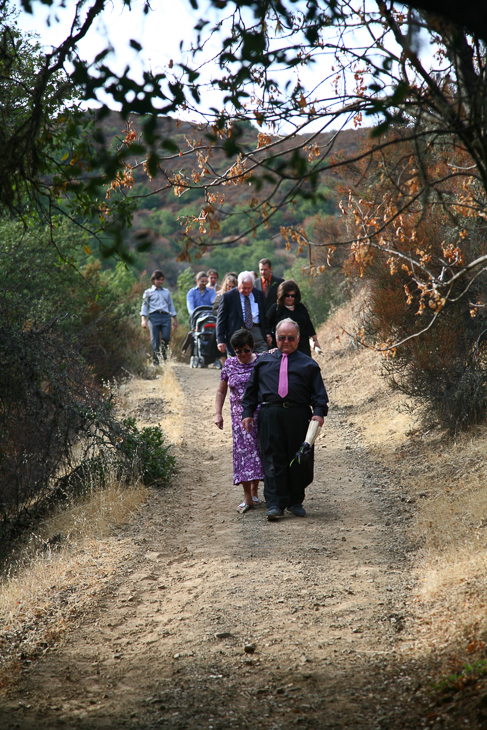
top-left (278, 353), bottom-right (288, 398)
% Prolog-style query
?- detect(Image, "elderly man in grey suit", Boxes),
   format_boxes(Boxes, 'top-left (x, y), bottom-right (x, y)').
top-left (216, 271), bottom-right (272, 356)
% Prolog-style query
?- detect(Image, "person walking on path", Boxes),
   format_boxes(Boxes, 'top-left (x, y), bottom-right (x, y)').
top-left (254, 258), bottom-right (284, 313)
top-left (186, 271), bottom-right (216, 316)
top-left (212, 273), bottom-right (237, 316)
top-left (214, 329), bottom-right (264, 513)
top-left (241, 318), bottom-right (328, 521)
top-left (216, 271), bottom-right (271, 356)
top-left (212, 274), bottom-right (238, 366)
top-left (267, 280), bottom-right (321, 357)
top-left (140, 270), bottom-right (178, 365)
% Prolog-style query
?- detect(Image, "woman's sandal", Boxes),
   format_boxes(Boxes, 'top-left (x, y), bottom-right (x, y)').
top-left (252, 496), bottom-right (260, 504)
top-left (237, 502), bottom-right (253, 513)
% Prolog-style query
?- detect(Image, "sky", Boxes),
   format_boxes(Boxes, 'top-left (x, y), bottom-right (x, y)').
top-left (17, 0), bottom-right (197, 70)
top-left (15, 0), bottom-right (344, 132)
top-left (16, 0), bottom-right (250, 118)
top-left (15, 0), bottom-right (438, 134)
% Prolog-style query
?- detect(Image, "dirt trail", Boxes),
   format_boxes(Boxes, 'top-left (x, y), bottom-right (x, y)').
top-left (2, 363), bottom-right (424, 730)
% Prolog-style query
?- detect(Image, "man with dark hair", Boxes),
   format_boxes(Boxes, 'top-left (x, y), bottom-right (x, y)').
top-left (186, 271), bottom-right (217, 315)
top-left (140, 270), bottom-right (178, 364)
top-left (241, 318), bottom-right (328, 521)
top-left (254, 258), bottom-right (284, 312)
top-left (216, 271), bottom-right (271, 355)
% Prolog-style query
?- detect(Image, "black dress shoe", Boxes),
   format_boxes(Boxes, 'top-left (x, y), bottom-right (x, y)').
top-left (266, 507), bottom-right (284, 521)
top-left (286, 504), bottom-right (306, 517)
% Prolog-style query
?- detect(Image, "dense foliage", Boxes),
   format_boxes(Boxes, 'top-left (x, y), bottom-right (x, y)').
top-left (0, 218), bottom-right (171, 538)
top-left (342, 133), bottom-right (487, 429)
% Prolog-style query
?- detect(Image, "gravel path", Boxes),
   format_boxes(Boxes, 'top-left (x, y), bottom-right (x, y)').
top-left (1, 363), bottom-right (431, 729)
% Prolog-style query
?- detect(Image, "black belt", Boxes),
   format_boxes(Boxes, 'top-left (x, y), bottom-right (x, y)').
top-left (261, 401), bottom-right (309, 409)
top-left (150, 310), bottom-right (169, 314)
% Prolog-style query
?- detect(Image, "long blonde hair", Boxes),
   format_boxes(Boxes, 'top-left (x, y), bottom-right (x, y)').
top-left (221, 274), bottom-right (238, 293)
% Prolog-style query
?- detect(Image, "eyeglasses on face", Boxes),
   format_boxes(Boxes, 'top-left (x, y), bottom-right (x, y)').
top-left (235, 347), bottom-right (253, 354)
top-left (284, 293), bottom-right (296, 298)
top-left (277, 335), bottom-right (297, 342)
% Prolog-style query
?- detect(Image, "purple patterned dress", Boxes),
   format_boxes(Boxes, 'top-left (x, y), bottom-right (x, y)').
top-left (220, 356), bottom-right (265, 485)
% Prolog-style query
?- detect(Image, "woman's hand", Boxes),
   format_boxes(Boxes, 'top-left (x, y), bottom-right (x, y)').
top-left (215, 381), bottom-right (227, 429)
top-left (214, 413), bottom-right (224, 429)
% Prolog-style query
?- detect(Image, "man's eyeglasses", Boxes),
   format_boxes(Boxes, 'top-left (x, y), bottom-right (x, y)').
top-left (277, 335), bottom-right (297, 342)
top-left (284, 293), bottom-right (296, 298)
top-left (235, 347), bottom-right (253, 354)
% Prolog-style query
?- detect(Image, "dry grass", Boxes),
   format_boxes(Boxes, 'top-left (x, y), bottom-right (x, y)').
top-left (157, 361), bottom-right (185, 443)
top-left (405, 432), bottom-right (487, 653)
top-left (0, 471), bottom-right (149, 692)
top-left (0, 362), bottom-right (182, 692)
top-left (317, 293), bottom-right (487, 661)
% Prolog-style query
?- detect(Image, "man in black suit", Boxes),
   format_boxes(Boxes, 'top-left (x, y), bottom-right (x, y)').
top-left (216, 271), bottom-right (271, 356)
top-left (241, 318), bottom-right (328, 521)
top-left (254, 258), bottom-right (284, 313)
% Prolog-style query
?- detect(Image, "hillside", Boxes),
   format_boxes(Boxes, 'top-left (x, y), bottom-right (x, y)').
top-left (98, 112), bottom-right (367, 283)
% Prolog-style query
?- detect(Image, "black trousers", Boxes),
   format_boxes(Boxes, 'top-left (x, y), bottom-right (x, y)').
top-left (258, 404), bottom-right (314, 510)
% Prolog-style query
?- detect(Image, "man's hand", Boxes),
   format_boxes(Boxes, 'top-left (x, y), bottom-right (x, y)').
top-left (217, 343), bottom-right (226, 354)
top-left (141, 316), bottom-right (148, 329)
top-left (266, 334), bottom-right (272, 346)
top-left (172, 317), bottom-right (178, 331)
top-left (242, 417), bottom-right (254, 432)
top-left (214, 414), bottom-right (224, 429)
top-left (311, 415), bottom-right (324, 427)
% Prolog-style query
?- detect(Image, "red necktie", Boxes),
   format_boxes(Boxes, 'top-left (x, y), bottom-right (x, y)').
top-left (278, 353), bottom-right (288, 398)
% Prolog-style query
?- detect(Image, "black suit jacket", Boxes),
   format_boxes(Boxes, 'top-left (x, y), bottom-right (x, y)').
top-left (216, 288), bottom-right (269, 355)
top-left (254, 274), bottom-right (284, 312)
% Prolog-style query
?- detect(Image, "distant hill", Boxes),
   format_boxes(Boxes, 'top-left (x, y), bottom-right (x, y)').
top-left (97, 112), bottom-right (367, 283)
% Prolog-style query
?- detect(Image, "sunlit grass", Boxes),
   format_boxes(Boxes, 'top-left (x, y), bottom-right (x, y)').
top-left (317, 295), bottom-right (487, 659)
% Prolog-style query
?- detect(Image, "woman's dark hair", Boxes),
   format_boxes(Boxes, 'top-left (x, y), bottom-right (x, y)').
top-left (277, 280), bottom-right (301, 307)
top-left (230, 329), bottom-right (255, 350)
top-left (150, 270), bottom-right (165, 283)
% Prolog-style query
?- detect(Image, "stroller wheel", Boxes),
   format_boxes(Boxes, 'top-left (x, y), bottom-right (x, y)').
top-left (190, 356), bottom-right (198, 368)
top-left (198, 357), bottom-right (206, 368)
top-left (214, 359), bottom-right (222, 370)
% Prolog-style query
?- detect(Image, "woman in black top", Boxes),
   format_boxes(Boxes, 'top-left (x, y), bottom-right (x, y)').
top-left (267, 280), bottom-right (321, 357)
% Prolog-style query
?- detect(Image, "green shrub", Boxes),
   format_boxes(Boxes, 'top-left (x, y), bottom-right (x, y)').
top-left (172, 267), bottom-right (196, 321)
top-left (0, 217), bottom-right (148, 381)
top-left (119, 417), bottom-right (176, 487)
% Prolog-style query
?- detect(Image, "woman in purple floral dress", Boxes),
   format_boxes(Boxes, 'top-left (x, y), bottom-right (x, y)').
top-left (214, 329), bottom-right (265, 513)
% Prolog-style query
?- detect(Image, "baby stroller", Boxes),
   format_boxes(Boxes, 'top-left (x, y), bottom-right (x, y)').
top-left (185, 306), bottom-right (221, 369)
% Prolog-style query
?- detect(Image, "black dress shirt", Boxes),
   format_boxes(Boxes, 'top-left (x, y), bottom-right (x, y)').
top-left (241, 350), bottom-right (329, 418)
